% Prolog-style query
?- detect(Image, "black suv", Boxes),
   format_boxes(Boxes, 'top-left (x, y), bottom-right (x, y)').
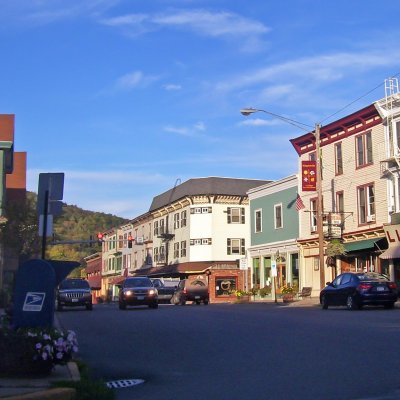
top-left (171, 278), bottom-right (209, 305)
top-left (119, 276), bottom-right (158, 310)
top-left (56, 278), bottom-right (93, 311)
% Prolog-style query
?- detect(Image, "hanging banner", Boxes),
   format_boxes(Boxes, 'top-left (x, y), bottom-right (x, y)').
top-left (301, 160), bottom-right (317, 191)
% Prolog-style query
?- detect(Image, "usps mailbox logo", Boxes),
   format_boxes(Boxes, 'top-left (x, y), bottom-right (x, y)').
top-left (23, 292), bottom-right (46, 312)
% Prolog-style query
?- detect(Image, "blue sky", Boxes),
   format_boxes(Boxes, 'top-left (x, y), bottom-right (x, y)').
top-left (1, 0), bottom-right (399, 218)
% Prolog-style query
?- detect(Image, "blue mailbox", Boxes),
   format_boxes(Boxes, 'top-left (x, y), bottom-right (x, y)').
top-left (13, 259), bottom-right (79, 329)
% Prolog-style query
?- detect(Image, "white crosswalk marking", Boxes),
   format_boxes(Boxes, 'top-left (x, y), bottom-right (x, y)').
top-left (106, 379), bottom-right (145, 389)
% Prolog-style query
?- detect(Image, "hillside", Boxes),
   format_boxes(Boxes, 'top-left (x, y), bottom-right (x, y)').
top-left (49, 201), bottom-right (129, 264)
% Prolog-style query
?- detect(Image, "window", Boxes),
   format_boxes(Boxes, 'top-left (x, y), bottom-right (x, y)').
top-left (174, 213), bottom-right (180, 229)
top-left (356, 131), bottom-right (373, 168)
top-left (274, 204), bottom-right (283, 229)
top-left (118, 235), bottom-right (124, 249)
top-left (227, 207), bottom-right (245, 224)
top-left (159, 219), bottom-right (165, 235)
top-left (154, 221), bottom-right (159, 236)
top-left (358, 184), bottom-right (375, 224)
top-left (336, 191), bottom-right (344, 228)
top-left (215, 277), bottom-right (236, 296)
top-left (154, 247), bottom-right (159, 262)
top-left (310, 198), bottom-right (317, 232)
top-left (191, 207), bottom-right (211, 214)
top-left (180, 241), bottom-right (187, 257)
top-left (181, 210), bottom-right (187, 227)
top-left (159, 246), bottom-right (165, 261)
top-left (174, 242), bottom-right (179, 258)
top-left (335, 142), bottom-right (343, 175)
top-left (227, 238), bottom-right (245, 255)
top-left (255, 209), bottom-right (262, 233)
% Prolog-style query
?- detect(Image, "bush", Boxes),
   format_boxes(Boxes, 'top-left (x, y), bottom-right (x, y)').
top-left (0, 316), bottom-right (79, 377)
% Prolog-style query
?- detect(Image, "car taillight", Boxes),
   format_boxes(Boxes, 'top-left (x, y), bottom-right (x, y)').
top-left (388, 282), bottom-right (397, 289)
top-left (358, 283), bottom-right (373, 290)
top-left (183, 288), bottom-right (187, 294)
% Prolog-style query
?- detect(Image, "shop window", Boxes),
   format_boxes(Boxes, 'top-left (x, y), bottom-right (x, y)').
top-left (215, 277), bottom-right (237, 296)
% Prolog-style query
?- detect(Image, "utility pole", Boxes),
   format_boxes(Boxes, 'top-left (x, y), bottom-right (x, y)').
top-left (315, 123), bottom-right (325, 289)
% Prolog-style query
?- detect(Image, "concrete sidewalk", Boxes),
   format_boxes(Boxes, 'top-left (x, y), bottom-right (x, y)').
top-left (0, 309), bottom-right (80, 400)
top-left (0, 362), bottom-right (79, 399)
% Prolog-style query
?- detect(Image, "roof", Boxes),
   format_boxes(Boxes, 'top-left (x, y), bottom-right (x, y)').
top-left (149, 177), bottom-right (271, 212)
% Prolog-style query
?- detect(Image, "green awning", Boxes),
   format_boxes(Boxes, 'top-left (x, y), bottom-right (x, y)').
top-left (343, 239), bottom-right (378, 252)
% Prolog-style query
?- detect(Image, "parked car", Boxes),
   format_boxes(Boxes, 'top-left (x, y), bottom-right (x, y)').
top-left (151, 278), bottom-right (177, 303)
top-left (56, 278), bottom-right (92, 311)
top-left (171, 278), bottom-right (209, 305)
top-left (320, 272), bottom-right (398, 310)
top-left (119, 276), bottom-right (158, 310)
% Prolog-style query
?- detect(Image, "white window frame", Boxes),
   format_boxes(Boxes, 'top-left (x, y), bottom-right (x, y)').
top-left (358, 184), bottom-right (375, 224)
top-left (274, 204), bottom-right (283, 229)
top-left (255, 209), bottom-right (262, 233)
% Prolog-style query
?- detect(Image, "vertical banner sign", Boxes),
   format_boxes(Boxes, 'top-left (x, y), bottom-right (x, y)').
top-left (301, 160), bottom-right (317, 191)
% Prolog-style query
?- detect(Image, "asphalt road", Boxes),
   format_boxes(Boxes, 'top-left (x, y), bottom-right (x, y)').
top-left (56, 302), bottom-right (400, 400)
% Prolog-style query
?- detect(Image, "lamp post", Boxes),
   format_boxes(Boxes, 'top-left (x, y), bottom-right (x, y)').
top-left (240, 108), bottom-right (325, 289)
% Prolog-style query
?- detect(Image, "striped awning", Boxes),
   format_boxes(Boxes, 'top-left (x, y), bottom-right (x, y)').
top-left (379, 246), bottom-right (400, 259)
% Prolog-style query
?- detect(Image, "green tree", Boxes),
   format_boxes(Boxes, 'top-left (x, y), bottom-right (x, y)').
top-left (0, 192), bottom-right (41, 263)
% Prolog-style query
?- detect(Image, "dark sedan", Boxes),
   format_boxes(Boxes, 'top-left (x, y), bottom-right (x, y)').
top-left (119, 276), bottom-right (158, 310)
top-left (320, 272), bottom-right (398, 310)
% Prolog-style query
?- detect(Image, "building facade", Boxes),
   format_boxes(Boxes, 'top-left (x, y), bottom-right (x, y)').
top-left (291, 103), bottom-right (389, 295)
top-left (142, 177), bottom-right (271, 303)
top-left (247, 175), bottom-right (300, 301)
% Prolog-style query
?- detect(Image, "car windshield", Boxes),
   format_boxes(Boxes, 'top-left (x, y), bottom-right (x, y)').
top-left (125, 278), bottom-right (152, 288)
top-left (357, 273), bottom-right (388, 281)
top-left (59, 280), bottom-right (89, 289)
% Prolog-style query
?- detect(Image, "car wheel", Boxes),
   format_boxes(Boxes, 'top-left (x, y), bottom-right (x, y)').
top-left (86, 303), bottom-right (93, 311)
top-left (384, 302), bottom-right (395, 309)
top-left (204, 299), bottom-right (209, 305)
top-left (179, 297), bottom-right (186, 306)
top-left (195, 300), bottom-right (201, 305)
top-left (346, 295), bottom-right (359, 310)
top-left (149, 302), bottom-right (158, 309)
top-left (321, 295), bottom-right (328, 310)
top-left (119, 301), bottom-right (126, 310)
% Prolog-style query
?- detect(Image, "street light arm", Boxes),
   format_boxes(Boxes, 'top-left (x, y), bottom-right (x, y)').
top-left (240, 108), bottom-right (313, 132)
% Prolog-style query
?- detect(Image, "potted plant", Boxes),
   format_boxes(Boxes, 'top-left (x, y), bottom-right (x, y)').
top-left (280, 284), bottom-right (296, 302)
top-left (259, 286), bottom-right (272, 298)
top-left (233, 289), bottom-right (250, 303)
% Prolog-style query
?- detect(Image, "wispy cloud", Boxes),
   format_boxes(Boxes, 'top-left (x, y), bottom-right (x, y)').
top-left (100, 9), bottom-right (269, 49)
top-left (239, 118), bottom-right (281, 127)
top-left (163, 121), bottom-right (207, 137)
top-left (2, 0), bottom-right (120, 26)
top-left (114, 70), bottom-right (160, 91)
top-left (217, 50), bottom-right (400, 93)
top-left (163, 83), bottom-right (182, 91)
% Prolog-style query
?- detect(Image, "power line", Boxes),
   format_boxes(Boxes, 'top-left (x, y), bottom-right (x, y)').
top-left (320, 72), bottom-right (400, 125)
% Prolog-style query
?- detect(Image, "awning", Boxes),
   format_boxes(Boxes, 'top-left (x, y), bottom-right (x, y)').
top-left (343, 238), bottom-right (379, 252)
top-left (109, 276), bottom-right (125, 286)
top-left (87, 275), bottom-right (101, 290)
top-left (379, 246), bottom-right (400, 259)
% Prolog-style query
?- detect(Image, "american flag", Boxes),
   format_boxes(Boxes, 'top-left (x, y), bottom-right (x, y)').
top-left (295, 194), bottom-right (305, 211)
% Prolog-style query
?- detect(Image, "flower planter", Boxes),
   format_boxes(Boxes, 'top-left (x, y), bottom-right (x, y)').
top-left (282, 294), bottom-right (295, 303)
top-left (235, 295), bottom-right (250, 303)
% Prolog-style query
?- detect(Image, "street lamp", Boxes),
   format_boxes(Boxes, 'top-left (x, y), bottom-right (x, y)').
top-left (240, 108), bottom-right (325, 289)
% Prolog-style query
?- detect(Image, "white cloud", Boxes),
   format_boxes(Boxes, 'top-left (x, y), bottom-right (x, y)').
top-left (164, 121), bottom-right (207, 137)
top-left (216, 50), bottom-right (400, 93)
top-left (115, 70), bottom-right (159, 90)
top-left (2, 0), bottom-right (119, 26)
top-left (163, 83), bottom-right (182, 91)
top-left (239, 118), bottom-right (280, 127)
top-left (100, 9), bottom-right (269, 48)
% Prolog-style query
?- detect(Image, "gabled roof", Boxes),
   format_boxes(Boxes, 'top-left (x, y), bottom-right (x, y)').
top-left (149, 176), bottom-right (272, 212)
